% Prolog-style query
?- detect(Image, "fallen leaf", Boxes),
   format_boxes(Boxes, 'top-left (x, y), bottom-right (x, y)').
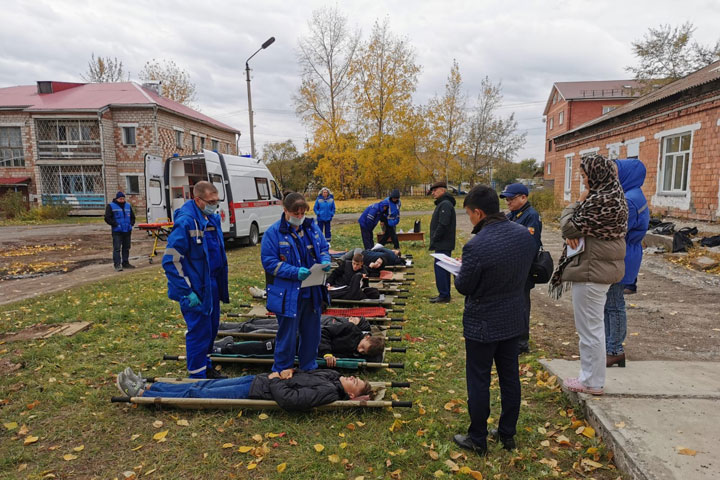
top-left (73, 445), bottom-right (84, 452)
top-left (390, 469), bottom-right (402, 479)
top-left (389, 419), bottom-right (403, 432)
top-left (152, 420), bottom-right (163, 428)
top-left (258, 413), bottom-right (269, 420)
top-left (252, 434), bottom-right (263, 443)
top-left (3, 422), bottom-right (18, 431)
top-left (314, 444), bottom-right (325, 452)
top-left (434, 470), bottom-right (445, 477)
top-left (428, 450), bottom-right (439, 460)
top-left (277, 462), bottom-right (287, 473)
top-left (237, 446), bottom-right (253, 453)
top-left (131, 445), bottom-right (143, 451)
top-left (222, 443), bottom-right (234, 449)
top-left (581, 426), bottom-right (595, 438)
top-left (539, 457), bottom-right (558, 468)
top-left (540, 440), bottom-right (550, 447)
top-left (23, 436), bottom-right (39, 446)
top-left (26, 400), bottom-right (40, 410)
top-left (17, 464), bottom-right (27, 472)
top-left (152, 430), bottom-right (168, 442)
top-left (340, 442), bottom-right (348, 449)
top-left (586, 447), bottom-right (598, 454)
top-left (130, 434), bottom-right (141, 441)
top-left (144, 468), bottom-right (156, 476)
top-left (458, 466), bottom-right (483, 479)
top-left (615, 422), bottom-right (625, 429)
top-left (18, 424), bottom-right (29, 436)
top-left (444, 459), bottom-right (459, 472)
top-left (356, 421), bottom-right (365, 427)
top-left (346, 423), bottom-right (356, 431)
top-left (449, 451), bottom-right (464, 460)
top-left (580, 458), bottom-right (603, 471)
top-left (62, 454), bottom-right (77, 461)
top-left (676, 446), bottom-right (697, 456)
top-left (556, 435), bottom-right (571, 446)
top-left (176, 420), bottom-right (189, 427)
top-left (328, 454), bottom-right (340, 463)
top-left (247, 463), bottom-right (257, 470)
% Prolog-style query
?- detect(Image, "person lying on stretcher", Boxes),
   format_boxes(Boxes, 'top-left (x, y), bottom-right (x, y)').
top-left (116, 367), bottom-right (372, 411)
top-left (326, 252), bottom-right (380, 301)
top-left (220, 314), bottom-right (369, 334)
top-left (339, 247), bottom-right (405, 276)
top-left (214, 315), bottom-right (386, 365)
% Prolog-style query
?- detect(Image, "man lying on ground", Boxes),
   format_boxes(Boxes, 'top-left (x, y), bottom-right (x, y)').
top-left (116, 367), bottom-right (371, 411)
top-left (220, 315), bottom-right (372, 334)
top-left (213, 316), bottom-right (386, 364)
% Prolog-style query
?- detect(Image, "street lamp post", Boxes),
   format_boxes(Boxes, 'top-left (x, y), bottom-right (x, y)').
top-left (245, 36), bottom-right (275, 160)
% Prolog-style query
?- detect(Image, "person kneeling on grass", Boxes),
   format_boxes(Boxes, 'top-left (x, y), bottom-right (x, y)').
top-left (214, 316), bottom-right (386, 365)
top-left (116, 368), bottom-right (371, 411)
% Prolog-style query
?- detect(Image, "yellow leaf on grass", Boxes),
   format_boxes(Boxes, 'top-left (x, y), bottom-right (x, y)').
top-left (428, 450), bottom-right (439, 460)
top-left (340, 442), bottom-right (348, 449)
top-left (4, 422), bottom-right (18, 431)
top-left (152, 430), bottom-right (168, 441)
top-left (258, 413), bottom-right (269, 420)
top-left (356, 421), bottom-right (365, 427)
top-left (444, 459), bottom-right (459, 472)
top-left (586, 447), bottom-right (598, 454)
top-left (62, 454), bottom-right (77, 461)
top-left (252, 434), bottom-right (263, 443)
top-left (237, 446), bottom-right (253, 453)
top-left (314, 444), bottom-right (325, 452)
top-left (328, 454), bottom-right (340, 463)
top-left (23, 436), bottom-right (39, 446)
top-left (176, 419), bottom-right (189, 427)
top-left (539, 457), bottom-right (558, 468)
top-left (130, 434), bottom-right (141, 441)
top-left (247, 463), bottom-right (257, 470)
top-left (144, 468), bottom-right (156, 476)
top-left (677, 446), bottom-right (697, 456)
top-left (581, 426), bottom-right (595, 438)
top-left (222, 443), bottom-right (234, 449)
top-left (458, 466), bottom-right (483, 479)
top-left (266, 432), bottom-right (279, 438)
top-left (556, 435), bottom-right (571, 446)
top-left (434, 470), bottom-right (445, 477)
top-left (152, 420), bottom-right (163, 428)
top-left (73, 445), bottom-right (84, 452)
top-left (277, 462), bottom-right (287, 473)
top-left (389, 419), bottom-right (403, 432)
top-left (580, 458), bottom-right (603, 470)
top-left (540, 440), bottom-right (550, 447)
top-left (131, 445), bottom-right (143, 451)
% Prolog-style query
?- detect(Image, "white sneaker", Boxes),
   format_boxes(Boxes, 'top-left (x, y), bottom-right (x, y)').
top-left (249, 286), bottom-right (266, 299)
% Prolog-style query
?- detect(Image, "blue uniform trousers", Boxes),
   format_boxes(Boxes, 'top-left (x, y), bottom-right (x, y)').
top-left (183, 276), bottom-right (221, 378)
top-left (360, 227), bottom-right (375, 250)
top-left (144, 375), bottom-right (256, 399)
top-left (317, 220), bottom-right (332, 242)
top-left (273, 298), bottom-right (321, 372)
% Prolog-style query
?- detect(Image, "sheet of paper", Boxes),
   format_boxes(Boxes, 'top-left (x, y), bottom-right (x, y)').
top-left (566, 237), bottom-right (585, 258)
top-left (327, 285), bottom-right (348, 291)
top-left (430, 253), bottom-right (462, 276)
top-left (301, 263), bottom-right (328, 288)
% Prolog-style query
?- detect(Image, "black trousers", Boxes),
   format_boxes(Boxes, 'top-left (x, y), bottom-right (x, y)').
top-left (465, 336), bottom-right (521, 445)
top-left (378, 224), bottom-right (399, 249)
top-left (360, 227), bottom-right (375, 250)
top-left (112, 231), bottom-right (132, 266)
top-left (330, 273), bottom-right (367, 300)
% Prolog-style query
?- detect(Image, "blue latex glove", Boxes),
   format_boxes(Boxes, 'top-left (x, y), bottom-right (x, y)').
top-left (321, 260), bottom-right (332, 272)
top-left (297, 267), bottom-right (311, 281)
top-left (185, 292), bottom-right (201, 307)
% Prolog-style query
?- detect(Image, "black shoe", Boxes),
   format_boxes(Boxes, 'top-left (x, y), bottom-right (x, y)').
top-left (518, 343), bottom-right (530, 355)
top-left (213, 336), bottom-right (235, 353)
top-left (114, 264), bottom-right (123, 272)
top-left (489, 429), bottom-right (516, 450)
top-left (122, 263), bottom-right (136, 269)
top-left (205, 368), bottom-right (228, 379)
top-left (453, 434), bottom-right (487, 455)
top-left (429, 296), bottom-right (451, 304)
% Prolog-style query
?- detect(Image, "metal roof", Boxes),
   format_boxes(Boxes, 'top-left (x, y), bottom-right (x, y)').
top-left (0, 82), bottom-right (240, 134)
top-left (544, 79), bottom-right (641, 115)
top-left (0, 177), bottom-right (31, 185)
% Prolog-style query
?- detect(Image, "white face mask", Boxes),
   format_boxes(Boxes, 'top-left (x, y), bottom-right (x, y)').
top-left (288, 215), bottom-right (305, 227)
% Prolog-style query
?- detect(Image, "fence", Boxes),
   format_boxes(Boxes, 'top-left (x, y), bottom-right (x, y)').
top-left (39, 165), bottom-right (105, 209)
top-left (35, 119), bottom-right (101, 159)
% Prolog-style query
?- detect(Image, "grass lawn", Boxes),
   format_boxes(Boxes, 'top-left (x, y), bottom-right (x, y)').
top-left (0, 218), bottom-right (622, 479)
top-left (310, 197), bottom-right (446, 214)
top-left (0, 216), bottom-right (106, 227)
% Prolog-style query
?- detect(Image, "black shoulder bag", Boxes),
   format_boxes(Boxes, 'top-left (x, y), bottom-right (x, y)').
top-left (529, 247), bottom-right (554, 284)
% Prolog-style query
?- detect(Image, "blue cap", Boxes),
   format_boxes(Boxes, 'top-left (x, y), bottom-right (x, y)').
top-left (115, 191), bottom-right (125, 199)
top-left (499, 183), bottom-right (528, 198)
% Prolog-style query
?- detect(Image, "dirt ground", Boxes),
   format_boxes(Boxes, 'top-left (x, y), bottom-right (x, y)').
top-left (2, 213), bottom-right (719, 364)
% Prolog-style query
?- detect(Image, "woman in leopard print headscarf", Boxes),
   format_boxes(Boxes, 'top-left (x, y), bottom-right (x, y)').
top-left (551, 153), bottom-right (627, 396)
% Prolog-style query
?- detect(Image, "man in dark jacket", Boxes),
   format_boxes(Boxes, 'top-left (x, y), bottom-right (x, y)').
top-left (378, 189), bottom-right (401, 248)
top-left (326, 253), bottom-right (371, 300)
top-left (452, 185), bottom-right (536, 455)
top-left (117, 367), bottom-right (371, 412)
top-left (500, 183), bottom-right (543, 354)
top-left (104, 191), bottom-right (136, 271)
top-left (428, 182), bottom-right (456, 303)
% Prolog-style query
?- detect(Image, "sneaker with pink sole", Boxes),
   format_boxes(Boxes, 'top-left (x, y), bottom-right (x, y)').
top-left (563, 377), bottom-right (604, 396)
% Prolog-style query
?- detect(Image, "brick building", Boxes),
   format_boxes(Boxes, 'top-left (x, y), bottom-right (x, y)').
top-left (544, 61), bottom-right (720, 221)
top-left (0, 81), bottom-right (240, 215)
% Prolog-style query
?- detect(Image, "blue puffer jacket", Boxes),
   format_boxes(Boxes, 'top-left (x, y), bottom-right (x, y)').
top-left (455, 216), bottom-right (536, 343)
top-left (615, 159), bottom-right (650, 285)
top-left (261, 213), bottom-right (331, 318)
top-left (313, 190), bottom-right (336, 222)
top-left (110, 201), bottom-right (133, 233)
top-left (358, 201), bottom-right (389, 230)
top-left (162, 200), bottom-right (229, 314)
top-left (382, 197), bottom-right (401, 227)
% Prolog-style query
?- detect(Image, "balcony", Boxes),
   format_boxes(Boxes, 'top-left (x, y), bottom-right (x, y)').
top-left (35, 119), bottom-right (101, 158)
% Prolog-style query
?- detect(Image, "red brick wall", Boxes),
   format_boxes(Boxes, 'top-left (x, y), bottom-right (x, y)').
top-left (0, 111), bottom-right (36, 196)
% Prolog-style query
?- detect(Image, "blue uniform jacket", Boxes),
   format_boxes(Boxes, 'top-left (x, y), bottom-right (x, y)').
top-left (313, 192), bottom-right (336, 222)
top-left (108, 201), bottom-right (134, 233)
top-left (616, 159), bottom-right (650, 285)
top-left (358, 201), bottom-right (389, 230)
top-left (261, 213), bottom-right (331, 318)
top-left (382, 197), bottom-right (401, 227)
top-left (507, 202), bottom-right (542, 249)
top-left (162, 200), bottom-right (229, 314)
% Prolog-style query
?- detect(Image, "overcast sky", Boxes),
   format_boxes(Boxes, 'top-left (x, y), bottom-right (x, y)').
top-left (2, 0), bottom-right (719, 163)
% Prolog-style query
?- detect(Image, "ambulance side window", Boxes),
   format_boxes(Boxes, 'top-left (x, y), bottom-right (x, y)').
top-left (255, 178), bottom-right (270, 200)
top-left (271, 180), bottom-right (282, 200)
top-left (209, 173), bottom-right (225, 201)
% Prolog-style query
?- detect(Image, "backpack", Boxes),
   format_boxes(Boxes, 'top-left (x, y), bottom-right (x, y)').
top-left (413, 220), bottom-right (421, 233)
top-left (700, 235), bottom-right (720, 248)
top-left (652, 222), bottom-right (676, 235)
top-left (672, 227), bottom-right (697, 253)
top-left (529, 248), bottom-right (554, 284)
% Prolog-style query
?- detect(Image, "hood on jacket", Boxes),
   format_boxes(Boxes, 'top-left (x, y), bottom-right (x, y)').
top-left (435, 192), bottom-right (456, 206)
top-left (615, 159), bottom-right (646, 192)
top-left (317, 187), bottom-right (334, 199)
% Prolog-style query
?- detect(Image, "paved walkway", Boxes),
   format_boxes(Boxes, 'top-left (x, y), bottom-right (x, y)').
top-left (541, 359), bottom-right (720, 479)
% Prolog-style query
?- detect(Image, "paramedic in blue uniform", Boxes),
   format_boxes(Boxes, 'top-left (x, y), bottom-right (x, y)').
top-left (162, 181), bottom-right (229, 379)
top-left (104, 191), bottom-right (135, 271)
top-left (500, 183), bottom-right (542, 354)
top-left (358, 200), bottom-right (389, 250)
top-left (261, 192), bottom-right (332, 377)
top-left (378, 189), bottom-right (401, 249)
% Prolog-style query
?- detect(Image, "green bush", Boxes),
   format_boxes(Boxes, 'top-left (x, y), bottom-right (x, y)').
top-left (0, 191), bottom-right (28, 219)
top-left (529, 188), bottom-right (562, 220)
top-left (21, 200), bottom-right (73, 220)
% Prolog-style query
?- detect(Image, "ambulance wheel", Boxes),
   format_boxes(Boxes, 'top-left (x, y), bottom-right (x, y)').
top-left (248, 223), bottom-right (259, 246)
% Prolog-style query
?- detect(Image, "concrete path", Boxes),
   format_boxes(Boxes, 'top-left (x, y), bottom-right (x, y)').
top-left (541, 359), bottom-right (720, 480)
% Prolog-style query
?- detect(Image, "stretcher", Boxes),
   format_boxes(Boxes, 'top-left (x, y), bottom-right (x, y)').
top-left (227, 305), bottom-right (405, 321)
top-left (217, 321), bottom-right (403, 340)
top-left (111, 380), bottom-right (412, 410)
top-left (368, 271), bottom-right (414, 285)
top-left (163, 354), bottom-right (405, 369)
top-left (136, 221), bottom-right (173, 263)
top-left (330, 294), bottom-right (406, 307)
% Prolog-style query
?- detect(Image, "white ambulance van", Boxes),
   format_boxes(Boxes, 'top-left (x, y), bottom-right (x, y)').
top-left (144, 150), bottom-right (283, 245)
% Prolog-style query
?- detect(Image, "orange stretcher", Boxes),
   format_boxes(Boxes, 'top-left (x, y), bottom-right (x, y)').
top-left (137, 221), bottom-right (174, 263)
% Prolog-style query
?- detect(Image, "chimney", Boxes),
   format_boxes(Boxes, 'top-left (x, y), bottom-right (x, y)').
top-left (142, 81), bottom-right (161, 95)
top-left (37, 81), bottom-right (53, 94)
top-left (37, 81), bottom-right (84, 95)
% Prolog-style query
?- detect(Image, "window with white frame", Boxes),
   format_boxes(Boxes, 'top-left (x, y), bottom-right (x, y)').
top-left (125, 175), bottom-right (140, 194)
top-left (564, 156), bottom-right (573, 192)
top-left (175, 129), bottom-right (183, 148)
top-left (558, 111), bottom-right (564, 125)
top-left (121, 126), bottom-right (136, 146)
top-left (200, 137), bottom-right (205, 150)
top-left (211, 139), bottom-right (219, 151)
top-left (627, 142), bottom-right (639, 158)
top-left (660, 132), bottom-right (692, 193)
top-left (602, 105), bottom-right (618, 114)
top-left (547, 161), bottom-right (551, 175)
top-left (549, 117), bottom-right (554, 130)
top-left (0, 127), bottom-right (24, 167)
top-left (608, 144), bottom-right (620, 160)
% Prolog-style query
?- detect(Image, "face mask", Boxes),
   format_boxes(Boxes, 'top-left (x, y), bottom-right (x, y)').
top-left (288, 215), bottom-right (305, 226)
top-left (203, 204), bottom-right (219, 216)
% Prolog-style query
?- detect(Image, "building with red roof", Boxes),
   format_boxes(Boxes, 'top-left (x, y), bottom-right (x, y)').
top-left (0, 81), bottom-right (240, 213)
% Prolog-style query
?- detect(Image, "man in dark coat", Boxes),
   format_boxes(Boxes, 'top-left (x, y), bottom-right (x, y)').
top-left (117, 367), bottom-right (371, 412)
top-left (326, 253), bottom-right (371, 300)
top-left (428, 181), bottom-right (456, 303)
top-left (104, 191), bottom-right (136, 271)
top-left (452, 185), bottom-right (536, 455)
top-left (500, 183), bottom-right (542, 354)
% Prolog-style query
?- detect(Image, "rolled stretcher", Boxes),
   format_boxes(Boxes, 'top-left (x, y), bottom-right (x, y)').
top-left (111, 380), bottom-right (412, 410)
top-left (330, 294), bottom-right (407, 307)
